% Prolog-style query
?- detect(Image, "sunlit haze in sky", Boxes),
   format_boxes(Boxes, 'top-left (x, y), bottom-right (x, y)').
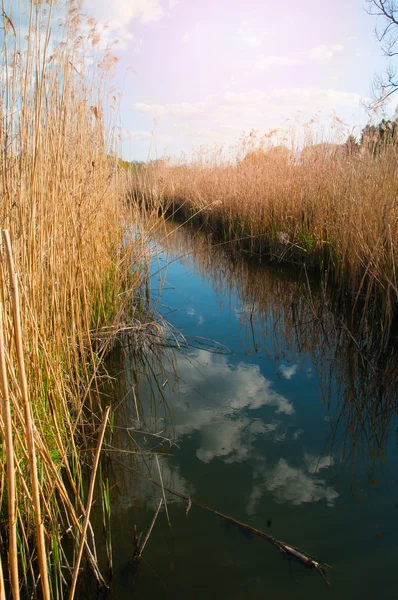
top-left (80, 0), bottom-right (397, 161)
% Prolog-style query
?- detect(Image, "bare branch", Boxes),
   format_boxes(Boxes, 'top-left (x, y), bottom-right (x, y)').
top-left (367, 1), bottom-right (398, 104)
top-left (367, 0), bottom-right (398, 25)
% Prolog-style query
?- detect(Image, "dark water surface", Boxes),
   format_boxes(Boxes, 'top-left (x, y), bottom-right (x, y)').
top-left (87, 225), bottom-right (398, 599)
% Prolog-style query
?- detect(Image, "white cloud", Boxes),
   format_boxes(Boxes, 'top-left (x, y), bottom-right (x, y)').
top-left (196, 419), bottom-right (252, 463)
top-left (130, 349), bottom-right (337, 513)
top-left (161, 349), bottom-right (294, 464)
top-left (176, 350), bottom-right (294, 415)
top-left (355, 50), bottom-right (369, 58)
top-left (134, 88), bottom-right (364, 122)
top-left (169, 0), bottom-right (179, 8)
top-left (256, 44), bottom-right (344, 70)
top-left (304, 453), bottom-right (334, 474)
top-left (134, 101), bottom-right (206, 118)
top-left (279, 364), bottom-right (299, 380)
top-left (256, 55), bottom-right (304, 69)
top-left (181, 23), bottom-right (201, 43)
top-left (308, 44), bottom-right (344, 61)
top-left (236, 24), bottom-right (272, 48)
top-left (266, 459), bottom-right (338, 505)
top-left (83, 0), bottom-right (164, 24)
top-left (293, 428), bottom-right (304, 440)
top-left (247, 457), bottom-right (339, 514)
top-left (123, 129), bottom-right (172, 143)
top-left (81, 0), bottom-right (165, 48)
top-left (243, 36), bottom-right (262, 48)
top-left (133, 88), bottom-right (365, 150)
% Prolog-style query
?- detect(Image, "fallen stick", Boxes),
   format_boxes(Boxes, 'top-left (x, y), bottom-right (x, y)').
top-left (115, 460), bottom-right (332, 585)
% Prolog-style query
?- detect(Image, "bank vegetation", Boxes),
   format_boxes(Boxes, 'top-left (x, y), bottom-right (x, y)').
top-left (134, 121), bottom-right (398, 337)
top-left (0, 1), bottom-right (156, 597)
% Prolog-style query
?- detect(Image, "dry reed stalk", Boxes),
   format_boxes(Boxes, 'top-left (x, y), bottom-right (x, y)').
top-left (68, 405), bottom-right (111, 600)
top-left (0, 1), bottom-right (157, 594)
top-left (30, 421), bottom-right (106, 586)
top-left (2, 230), bottom-right (50, 600)
top-left (0, 299), bottom-right (19, 599)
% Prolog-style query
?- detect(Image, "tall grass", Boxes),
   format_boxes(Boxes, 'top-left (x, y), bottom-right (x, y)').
top-left (136, 136), bottom-right (398, 335)
top-left (0, 1), bottom-right (152, 597)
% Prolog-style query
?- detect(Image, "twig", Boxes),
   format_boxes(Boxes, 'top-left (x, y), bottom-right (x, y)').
top-left (131, 384), bottom-right (140, 423)
top-left (155, 455), bottom-right (170, 527)
top-left (135, 499), bottom-right (163, 557)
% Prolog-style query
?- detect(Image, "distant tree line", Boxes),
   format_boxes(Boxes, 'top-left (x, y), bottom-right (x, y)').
top-left (241, 116), bottom-right (398, 165)
top-left (112, 117), bottom-right (398, 169)
top-left (359, 117), bottom-right (398, 154)
top-left (107, 156), bottom-right (167, 171)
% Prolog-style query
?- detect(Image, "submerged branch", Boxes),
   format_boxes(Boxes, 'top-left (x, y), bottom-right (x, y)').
top-left (115, 461), bottom-right (332, 585)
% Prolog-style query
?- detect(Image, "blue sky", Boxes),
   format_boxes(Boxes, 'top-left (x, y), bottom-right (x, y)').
top-left (10, 0), bottom-right (398, 160)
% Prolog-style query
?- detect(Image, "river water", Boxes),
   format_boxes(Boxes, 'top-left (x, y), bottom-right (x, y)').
top-left (84, 224), bottom-right (398, 599)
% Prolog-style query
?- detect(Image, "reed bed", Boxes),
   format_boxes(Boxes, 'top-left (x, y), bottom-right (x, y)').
top-left (135, 136), bottom-right (398, 334)
top-left (0, 1), bottom-right (155, 597)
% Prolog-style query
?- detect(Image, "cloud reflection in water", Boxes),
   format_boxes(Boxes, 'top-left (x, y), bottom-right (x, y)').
top-left (163, 349), bottom-right (338, 509)
top-left (168, 349), bottom-right (294, 462)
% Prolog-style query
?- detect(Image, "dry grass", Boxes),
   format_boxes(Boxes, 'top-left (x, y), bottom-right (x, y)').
top-left (0, 1), bottom-right (154, 597)
top-left (136, 137), bottom-right (398, 334)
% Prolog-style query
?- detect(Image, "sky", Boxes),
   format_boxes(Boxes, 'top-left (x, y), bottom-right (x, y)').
top-left (21, 1), bottom-right (398, 160)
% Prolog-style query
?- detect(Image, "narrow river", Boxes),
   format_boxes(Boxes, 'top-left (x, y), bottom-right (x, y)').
top-left (84, 223), bottom-right (398, 599)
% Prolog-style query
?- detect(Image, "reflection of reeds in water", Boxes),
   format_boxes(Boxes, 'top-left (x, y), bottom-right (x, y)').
top-left (98, 339), bottom-right (181, 495)
top-left (134, 143), bottom-right (398, 339)
top-left (155, 222), bottom-right (398, 472)
top-left (79, 342), bottom-right (184, 585)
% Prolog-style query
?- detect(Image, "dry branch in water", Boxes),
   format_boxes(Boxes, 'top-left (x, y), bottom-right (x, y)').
top-left (117, 462), bottom-right (332, 586)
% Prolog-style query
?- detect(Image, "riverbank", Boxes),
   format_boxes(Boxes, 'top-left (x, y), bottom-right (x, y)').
top-left (134, 140), bottom-right (398, 338)
top-left (0, 3), bottom-right (157, 597)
